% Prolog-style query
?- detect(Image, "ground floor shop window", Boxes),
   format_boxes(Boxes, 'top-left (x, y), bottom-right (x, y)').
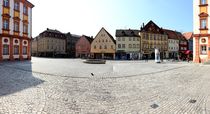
top-left (23, 46), bottom-right (27, 55)
top-left (3, 45), bottom-right (9, 55)
top-left (14, 46), bottom-right (19, 55)
top-left (201, 45), bottom-right (207, 55)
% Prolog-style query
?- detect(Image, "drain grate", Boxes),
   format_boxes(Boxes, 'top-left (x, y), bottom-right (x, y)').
top-left (189, 99), bottom-right (197, 103)
top-left (150, 103), bottom-right (159, 109)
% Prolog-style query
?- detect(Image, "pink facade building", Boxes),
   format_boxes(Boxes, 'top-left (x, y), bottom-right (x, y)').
top-left (75, 35), bottom-right (93, 58)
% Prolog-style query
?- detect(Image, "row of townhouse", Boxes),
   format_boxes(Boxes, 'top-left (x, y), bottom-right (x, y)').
top-left (0, 0), bottom-right (34, 61)
top-left (32, 21), bottom-right (190, 60)
top-left (115, 21), bottom-right (189, 60)
top-left (32, 28), bottom-right (81, 58)
top-left (76, 21), bottom-right (190, 60)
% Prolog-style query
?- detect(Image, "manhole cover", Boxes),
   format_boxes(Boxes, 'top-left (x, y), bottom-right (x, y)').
top-left (189, 99), bottom-right (197, 103)
top-left (151, 103), bottom-right (159, 109)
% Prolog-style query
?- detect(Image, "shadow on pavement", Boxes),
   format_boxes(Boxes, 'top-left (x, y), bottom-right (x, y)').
top-left (0, 60), bottom-right (44, 96)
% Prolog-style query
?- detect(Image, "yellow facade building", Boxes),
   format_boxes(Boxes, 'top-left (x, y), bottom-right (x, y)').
top-left (91, 28), bottom-right (116, 59)
top-left (193, 0), bottom-right (210, 63)
top-left (32, 29), bottom-right (66, 57)
top-left (140, 21), bottom-right (168, 59)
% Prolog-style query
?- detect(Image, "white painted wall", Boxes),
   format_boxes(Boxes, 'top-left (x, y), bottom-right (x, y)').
top-left (23, 55), bottom-right (28, 58)
top-left (22, 40), bottom-right (28, 46)
top-left (0, 0), bottom-right (3, 34)
top-left (13, 38), bottom-right (20, 45)
top-left (168, 39), bottom-right (179, 52)
top-left (20, 2), bottom-right (23, 36)
top-left (193, 0), bottom-right (200, 34)
top-left (208, 0), bottom-right (210, 33)
top-left (28, 7), bottom-right (32, 38)
top-left (2, 37), bottom-right (10, 45)
top-left (116, 37), bottom-right (140, 53)
top-left (14, 55), bottom-right (19, 59)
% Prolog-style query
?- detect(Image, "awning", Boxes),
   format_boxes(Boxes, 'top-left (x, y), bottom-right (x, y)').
top-left (185, 50), bottom-right (192, 55)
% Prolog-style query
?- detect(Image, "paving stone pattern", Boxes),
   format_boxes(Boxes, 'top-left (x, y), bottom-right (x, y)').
top-left (0, 57), bottom-right (209, 114)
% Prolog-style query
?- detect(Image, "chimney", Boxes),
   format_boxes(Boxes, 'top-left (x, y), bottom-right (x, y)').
top-left (143, 23), bottom-right (145, 27)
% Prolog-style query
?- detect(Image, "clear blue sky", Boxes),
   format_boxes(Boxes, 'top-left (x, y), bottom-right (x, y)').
top-left (29, 0), bottom-right (193, 37)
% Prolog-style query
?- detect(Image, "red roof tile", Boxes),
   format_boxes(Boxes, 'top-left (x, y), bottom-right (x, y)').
top-left (183, 32), bottom-right (193, 40)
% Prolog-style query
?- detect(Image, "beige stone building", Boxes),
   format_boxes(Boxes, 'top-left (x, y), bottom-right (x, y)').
top-left (91, 27), bottom-right (116, 59)
top-left (31, 37), bottom-right (38, 56)
top-left (32, 28), bottom-right (66, 57)
top-left (115, 29), bottom-right (141, 60)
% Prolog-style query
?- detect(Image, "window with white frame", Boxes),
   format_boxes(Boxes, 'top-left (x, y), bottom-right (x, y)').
top-left (201, 0), bottom-right (207, 5)
top-left (201, 45), bottom-right (207, 55)
top-left (23, 5), bottom-right (28, 15)
top-left (14, 21), bottom-right (19, 32)
top-left (23, 46), bottom-right (27, 55)
top-left (133, 44), bottom-right (136, 48)
top-left (122, 44), bottom-right (125, 48)
top-left (14, 1), bottom-right (19, 11)
top-left (129, 44), bottom-right (132, 48)
top-left (137, 44), bottom-right (140, 48)
top-left (3, 19), bottom-right (9, 30)
top-left (3, 0), bottom-right (9, 7)
top-left (23, 23), bottom-right (28, 33)
top-left (201, 19), bottom-right (207, 29)
top-left (3, 45), bottom-right (9, 55)
top-left (118, 44), bottom-right (121, 48)
top-left (14, 46), bottom-right (19, 55)
top-left (122, 37), bottom-right (125, 41)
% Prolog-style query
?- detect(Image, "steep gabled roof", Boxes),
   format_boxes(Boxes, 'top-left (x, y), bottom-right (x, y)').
top-left (176, 31), bottom-right (186, 41)
top-left (41, 28), bottom-right (62, 34)
top-left (116, 29), bottom-right (140, 37)
top-left (140, 20), bottom-right (165, 34)
top-left (163, 29), bottom-right (179, 40)
top-left (82, 35), bottom-right (94, 43)
top-left (94, 27), bottom-right (116, 44)
top-left (183, 32), bottom-right (193, 40)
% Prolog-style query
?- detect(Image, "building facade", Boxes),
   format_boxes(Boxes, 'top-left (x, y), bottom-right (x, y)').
top-left (183, 32), bottom-right (193, 52)
top-left (31, 36), bottom-right (38, 56)
top-left (177, 32), bottom-right (188, 59)
top-left (32, 28), bottom-right (66, 57)
top-left (66, 33), bottom-right (81, 58)
top-left (0, 0), bottom-right (34, 61)
top-left (164, 29), bottom-right (180, 59)
top-left (193, 0), bottom-right (210, 63)
top-left (75, 35), bottom-right (93, 58)
top-left (140, 21), bottom-right (168, 59)
top-left (115, 29), bottom-right (141, 60)
top-left (91, 27), bottom-right (116, 59)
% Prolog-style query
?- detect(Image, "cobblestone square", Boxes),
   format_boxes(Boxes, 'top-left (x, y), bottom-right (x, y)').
top-left (0, 57), bottom-right (210, 114)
